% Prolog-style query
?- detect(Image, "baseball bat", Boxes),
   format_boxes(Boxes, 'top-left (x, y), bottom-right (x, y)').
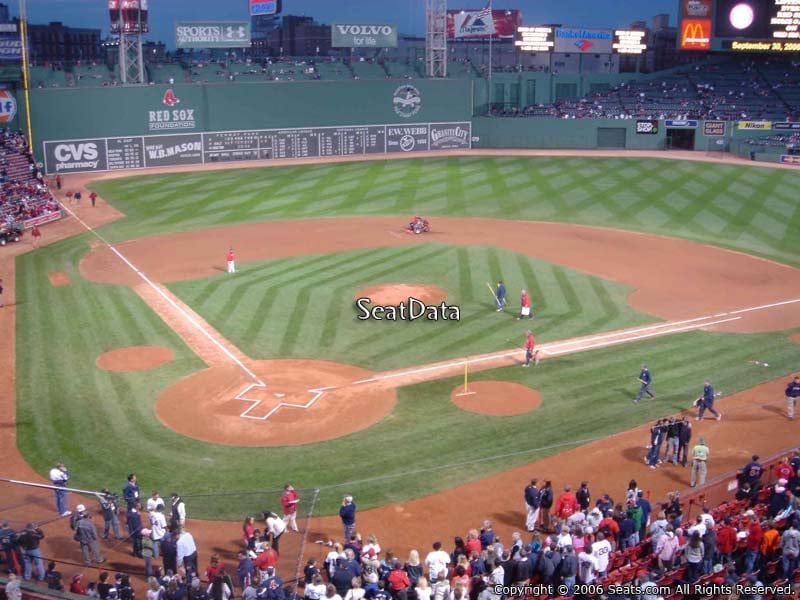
top-left (486, 282), bottom-right (500, 303)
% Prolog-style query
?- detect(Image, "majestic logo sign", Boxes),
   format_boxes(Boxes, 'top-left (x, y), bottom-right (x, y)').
top-left (636, 120), bottom-right (659, 134)
top-left (0, 89), bottom-right (16, 123)
top-left (680, 19), bottom-right (711, 49)
top-left (393, 85), bottom-right (422, 118)
top-left (148, 90), bottom-right (195, 131)
top-left (331, 23), bottom-right (398, 48)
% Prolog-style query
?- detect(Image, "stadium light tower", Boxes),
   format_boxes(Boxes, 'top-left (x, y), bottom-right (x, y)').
top-left (426, 0), bottom-right (447, 77)
top-left (112, 0), bottom-right (147, 84)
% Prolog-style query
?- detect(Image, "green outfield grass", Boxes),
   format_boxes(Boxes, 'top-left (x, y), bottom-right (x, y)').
top-left (13, 155), bottom-right (800, 518)
top-left (14, 235), bottom-right (800, 518)
top-left (90, 156), bottom-right (800, 267)
top-left (167, 243), bottom-right (655, 371)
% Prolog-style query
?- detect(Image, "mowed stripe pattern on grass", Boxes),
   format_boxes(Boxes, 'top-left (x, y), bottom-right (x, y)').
top-left (167, 243), bottom-right (654, 371)
top-left (92, 157), bottom-right (800, 267)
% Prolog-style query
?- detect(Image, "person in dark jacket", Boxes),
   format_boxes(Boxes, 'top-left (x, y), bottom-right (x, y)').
top-left (575, 482), bottom-right (591, 513)
top-left (332, 558), bottom-right (354, 597)
top-left (524, 480), bottom-right (541, 532)
top-left (514, 548), bottom-right (534, 584)
top-left (0, 520), bottom-right (22, 574)
top-left (123, 474), bottom-right (140, 510)
top-left (237, 550), bottom-right (254, 590)
top-left (560, 546), bottom-right (578, 596)
top-left (500, 550), bottom-right (516, 587)
top-left (127, 502), bottom-right (143, 558)
top-left (539, 482), bottom-right (554, 532)
top-left (100, 489), bottom-right (123, 540)
top-left (18, 523), bottom-right (45, 581)
top-left (785, 374), bottom-right (800, 420)
top-left (677, 417), bottom-right (692, 467)
top-left (161, 531), bottom-right (178, 575)
top-left (339, 496), bottom-right (356, 542)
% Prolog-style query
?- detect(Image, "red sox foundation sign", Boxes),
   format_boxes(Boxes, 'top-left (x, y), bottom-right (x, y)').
top-left (148, 89), bottom-right (196, 131)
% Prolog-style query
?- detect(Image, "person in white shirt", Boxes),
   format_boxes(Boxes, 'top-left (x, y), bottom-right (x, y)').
top-left (478, 560), bottom-right (504, 600)
top-left (431, 572), bottom-right (450, 600)
top-left (424, 542), bottom-right (451, 583)
top-left (590, 533), bottom-right (612, 576)
top-left (263, 511), bottom-right (287, 553)
top-left (176, 529), bottom-right (198, 574)
top-left (578, 545), bottom-right (599, 584)
top-left (49, 462), bottom-right (71, 516)
top-left (415, 576), bottom-right (432, 600)
top-left (699, 508), bottom-right (715, 530)
top-left (208, 574), bottom-right (232, 600)
top-left (149, 506), bottom-right (167, 558)
top-left (687, 516), bottom-right (707, 538)
top-left (556, 526), bottom-right (573, 549)
top-left (325, 543), bottom-right (345, 579)
top-left (362, 534), bottom-right (381, 560)
top-left (146, 491), bottom-right (165, 513)
top-left (305, 575), bottom-right (327, 600)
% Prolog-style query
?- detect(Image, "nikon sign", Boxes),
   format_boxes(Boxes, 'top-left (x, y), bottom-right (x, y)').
top-left (175, 21), bottom-right (251, 49)
top-left (332, 23), bottom-right (398, 48)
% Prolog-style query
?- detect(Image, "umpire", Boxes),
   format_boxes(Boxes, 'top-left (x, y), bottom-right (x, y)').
top-left (786, 375), bottom-right (800, 420)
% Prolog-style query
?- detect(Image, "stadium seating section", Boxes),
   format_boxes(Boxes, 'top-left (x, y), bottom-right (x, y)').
top-left (0, 130), bottom-right (60, 226)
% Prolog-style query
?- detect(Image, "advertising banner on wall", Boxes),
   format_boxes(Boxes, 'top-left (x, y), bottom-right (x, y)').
top-left (42, 122), bottom-right (472, 174)
top-left (738, 121), bottom-right (772, 130)
top-left (332, 24), bottom-right (397, 48)
top-left (176, 22), bottom-right (251, 48)
top-left (635, 120), bottom-right (659, 134)
top-left (703, 120), bottom-right (726, 136)
top-left (679, 18), bottom-right (712, 50)
top-left (780, 155), bottom-right (800, 165)
top-left (554, 28), bottom-right (614, 53)
top-left (447, 9), bottom-right (521, 39)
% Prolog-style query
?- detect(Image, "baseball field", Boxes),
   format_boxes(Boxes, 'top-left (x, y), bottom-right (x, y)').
top-left (4, 151), bottom-right (799, 540)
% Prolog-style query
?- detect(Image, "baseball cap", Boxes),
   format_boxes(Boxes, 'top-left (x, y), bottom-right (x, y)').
top-left (76, 504), bottom-right (86, 513)
top-left (744, 509), bottom-right (755, 517)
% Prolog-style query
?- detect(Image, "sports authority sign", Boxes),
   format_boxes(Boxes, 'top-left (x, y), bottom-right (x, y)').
top-left (554, 28), bottom-right (614, 53)
top-left (175, 21), bottom-right (251, 48)
top-left (331, 23), bottom-right (397, 48)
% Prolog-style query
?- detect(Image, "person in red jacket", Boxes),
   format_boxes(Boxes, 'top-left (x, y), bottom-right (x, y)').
top-left (518, 289), bottom-right (533, 320)
top-left (386, 560), bottom-right (411, 595)
top-left (280, 483), bottom-right (300, 532)
top-left (31, 226), bottom-right (41, 248)
top-left (716, 517), bottom-right (737, 564)
top-left (523, 331), bottom-right (539, 367)
top-left (597, 513), bottom-right (621, 550)
top-left (226, 247), bottom-right (236, 274)
top-left (744, 510), bottom-right (763, 573)
top-left (555, 485), bottom-right (580, 524)
top-left (775, 458), bottom-right (794, 482)
top-left (255, 542), bottom-right (279, 570)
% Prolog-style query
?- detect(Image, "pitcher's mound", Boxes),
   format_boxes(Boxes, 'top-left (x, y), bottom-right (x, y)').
top-left (451, 381), bottom-right (542, 416)
top-left (355, 283), bottom-right (446, 306)
top-left (96, 346), bottom-right (174, 372)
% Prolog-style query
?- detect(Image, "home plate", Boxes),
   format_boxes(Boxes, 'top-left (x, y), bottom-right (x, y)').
top-left (274, 393), bottom-right (285, 398)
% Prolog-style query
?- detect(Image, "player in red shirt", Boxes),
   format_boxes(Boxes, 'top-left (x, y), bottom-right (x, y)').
top-left (226, 247), bottom-right (236, 274)
top-left (280, 483), bottom-right (300, 532)
top-left (523, 330), bottom-right (539, 367)
top-left (518, 289), bottom-right (533, 320)
top-left (31, 226), bottom-right (41, 248)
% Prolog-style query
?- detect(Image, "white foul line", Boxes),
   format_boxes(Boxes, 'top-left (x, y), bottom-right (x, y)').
top-left (349, 315), bottom-right (742, 386)
top-left (59, 204), bottom-right (264, 384)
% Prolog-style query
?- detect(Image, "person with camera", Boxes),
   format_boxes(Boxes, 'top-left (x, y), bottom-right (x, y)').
top-left (100, 488), bottom-right (123, 540)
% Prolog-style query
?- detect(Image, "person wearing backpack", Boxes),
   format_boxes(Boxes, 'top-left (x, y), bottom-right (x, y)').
top-left (560, 545), bottom-right (578, 596)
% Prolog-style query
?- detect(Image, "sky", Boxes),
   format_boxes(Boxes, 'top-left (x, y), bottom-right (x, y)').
top-left (17, 0), bottom-right (679, 49)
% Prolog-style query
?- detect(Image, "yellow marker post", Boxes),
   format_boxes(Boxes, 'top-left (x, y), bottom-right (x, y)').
top-left (455, 363), bottom-right (476, 396)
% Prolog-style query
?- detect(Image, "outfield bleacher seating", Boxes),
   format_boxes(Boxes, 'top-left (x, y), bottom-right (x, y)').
top-left (29, 65), bottom-right (70, 88)
top-left (349, 59), bottom-right (386, 80)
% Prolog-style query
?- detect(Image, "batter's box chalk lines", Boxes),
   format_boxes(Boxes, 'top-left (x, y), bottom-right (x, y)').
top-left (235, 382), bottom-right (334, 420)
